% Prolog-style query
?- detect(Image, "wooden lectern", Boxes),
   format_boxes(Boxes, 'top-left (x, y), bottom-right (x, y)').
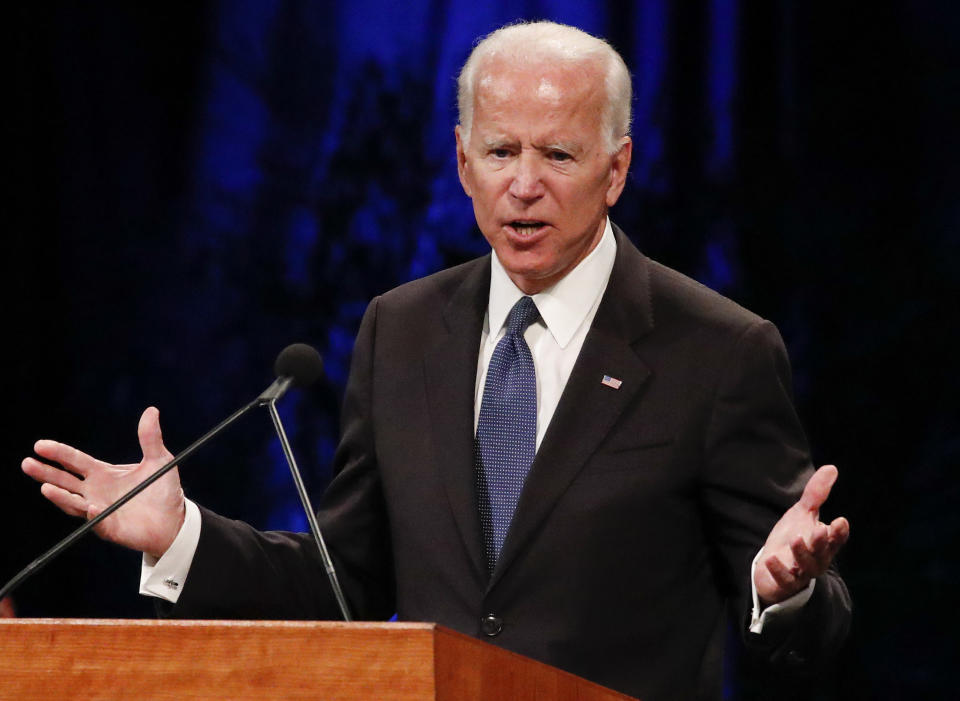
top-left (0, 619), bottom-right (636, 700)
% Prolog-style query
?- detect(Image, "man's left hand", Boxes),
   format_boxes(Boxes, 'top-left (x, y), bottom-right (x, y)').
top-left (754, 464), bottom-right (850, 606)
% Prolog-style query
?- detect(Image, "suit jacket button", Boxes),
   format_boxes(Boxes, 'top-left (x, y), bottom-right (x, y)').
top-left (480, 613), bottom-right (503, 637)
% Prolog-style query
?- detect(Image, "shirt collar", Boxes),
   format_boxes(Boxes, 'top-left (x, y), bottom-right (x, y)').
top-left (487, 218), bottom-right (617, 348)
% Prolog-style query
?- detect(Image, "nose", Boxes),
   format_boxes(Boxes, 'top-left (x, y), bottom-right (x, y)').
top-left (508, 152), bottom-right (545, 202)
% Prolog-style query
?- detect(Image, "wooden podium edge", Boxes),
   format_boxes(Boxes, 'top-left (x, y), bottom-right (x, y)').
top-left (0, 619), bottom-right (636, 700)
top-left (431, 624), bottom-right (636, 700)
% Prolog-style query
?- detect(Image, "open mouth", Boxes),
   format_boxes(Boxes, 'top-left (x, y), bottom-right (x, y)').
top-left (508, 220), bottom-right (547, 236)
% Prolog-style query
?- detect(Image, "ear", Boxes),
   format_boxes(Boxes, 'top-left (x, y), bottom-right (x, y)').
top-left (604, 137), bottom-right (633, 207)
top-left (455, 125), bottom-right (473, 198)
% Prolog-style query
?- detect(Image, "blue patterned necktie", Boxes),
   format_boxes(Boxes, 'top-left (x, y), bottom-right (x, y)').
top-left (475, 296), bottom-right (540, 574)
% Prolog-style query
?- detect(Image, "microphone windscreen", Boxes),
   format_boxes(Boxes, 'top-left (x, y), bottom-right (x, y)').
top-left (274, 343), bottom-right (324, 387)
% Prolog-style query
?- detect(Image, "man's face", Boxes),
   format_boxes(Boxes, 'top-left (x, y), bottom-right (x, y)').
top-left (456, 58), bottom-right (632, 294)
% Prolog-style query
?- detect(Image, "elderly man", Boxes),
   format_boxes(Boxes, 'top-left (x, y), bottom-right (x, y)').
top-left (23, 21), bottom-right (850, 700)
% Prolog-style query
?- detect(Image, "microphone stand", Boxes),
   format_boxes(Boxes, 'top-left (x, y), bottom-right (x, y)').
top-left (263, 391), bottom-right (352, 621)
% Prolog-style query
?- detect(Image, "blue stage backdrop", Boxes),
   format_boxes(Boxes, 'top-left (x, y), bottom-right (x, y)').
top-left (7, 2), bottom-right (958, 699)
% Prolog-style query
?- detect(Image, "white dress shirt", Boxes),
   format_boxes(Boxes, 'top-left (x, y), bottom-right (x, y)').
top-left (143, 217), bottom-right (811, 629)
top-left (475, 218), bottom-right (617, 449)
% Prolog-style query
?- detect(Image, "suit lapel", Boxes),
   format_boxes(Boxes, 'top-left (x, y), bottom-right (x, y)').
top-left (490, 230), bottom-right (655, 586)
top-left (423, 258), bottom-right (490, 581)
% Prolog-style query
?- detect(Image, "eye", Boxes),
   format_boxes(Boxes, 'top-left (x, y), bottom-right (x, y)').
top-left (490, 148), bottom-right (512, 159)
top-left (548, 150), bottom-right (573, 162)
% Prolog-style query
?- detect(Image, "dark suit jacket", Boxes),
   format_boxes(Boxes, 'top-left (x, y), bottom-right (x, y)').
top-left (171, 227), bottom-right (850, 700)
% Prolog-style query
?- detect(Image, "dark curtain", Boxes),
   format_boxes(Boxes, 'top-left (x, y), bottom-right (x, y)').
top-left (7, 2), bottom-right (958, 698)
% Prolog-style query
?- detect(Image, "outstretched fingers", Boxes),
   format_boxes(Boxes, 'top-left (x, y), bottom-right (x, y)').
top-left (39, 483), bottom-right (89, 519)
top-left (787, 521), bottom-right (838, 577)
top-left (32, 440), bottom-right (99, 478)
top-left (758, 464), bottom-right (850, 605)
top-left (21, 457), bottom-right (85, 495)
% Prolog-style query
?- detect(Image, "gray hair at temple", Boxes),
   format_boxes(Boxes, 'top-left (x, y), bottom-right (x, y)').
top-left (456, 21), bottom-right (633, 155)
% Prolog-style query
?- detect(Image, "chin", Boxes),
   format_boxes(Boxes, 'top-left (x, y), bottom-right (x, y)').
top-left (501, 260), bottom-right (563, 293)
top-left (499, 251), bottom-right (552, 275)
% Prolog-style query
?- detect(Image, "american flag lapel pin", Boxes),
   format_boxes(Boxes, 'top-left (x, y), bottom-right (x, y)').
top-left (601, 375), bottom-right (623, 389)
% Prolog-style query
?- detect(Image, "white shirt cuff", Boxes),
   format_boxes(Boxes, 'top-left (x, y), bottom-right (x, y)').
top-left (748, 548), bottom-right (815, 634)
top-left (139, 499), bottom-right (201, 603)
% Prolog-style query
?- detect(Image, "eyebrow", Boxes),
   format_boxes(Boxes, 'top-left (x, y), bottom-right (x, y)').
top-left (540, 141), bottom-right (581, 154)
top-left (478, 137), bottom-right (583, 154)
top-left (479, 137), bottom-right (515, 150)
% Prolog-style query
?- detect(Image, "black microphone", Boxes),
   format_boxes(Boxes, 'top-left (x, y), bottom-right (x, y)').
top-left (258, 343), bottom-right (324, 403)
top-left (0, 344), bottom-right (336, 611)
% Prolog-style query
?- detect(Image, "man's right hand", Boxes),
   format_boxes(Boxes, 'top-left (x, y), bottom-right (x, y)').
top-left (21, 407), bottom-right (186, 560)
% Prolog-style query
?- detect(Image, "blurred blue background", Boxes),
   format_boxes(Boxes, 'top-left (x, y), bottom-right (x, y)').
top-left (6, 2), bottom-right (958, 698)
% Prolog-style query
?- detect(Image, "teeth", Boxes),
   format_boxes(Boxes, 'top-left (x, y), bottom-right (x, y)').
top-left (512, 222), bottom-right (543, 229)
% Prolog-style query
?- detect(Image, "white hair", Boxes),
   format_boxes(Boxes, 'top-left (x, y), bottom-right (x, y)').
top-left (457, 20), bottom-right (632, 154)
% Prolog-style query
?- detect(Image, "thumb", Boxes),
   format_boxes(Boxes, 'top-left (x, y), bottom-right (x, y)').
top-left (137, 406), bottom-right (169, 463)
top-left (799, 464), bottom-right (839, 512)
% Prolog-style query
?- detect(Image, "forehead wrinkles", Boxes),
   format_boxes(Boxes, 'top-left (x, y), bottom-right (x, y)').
top-left (471, 60), bottom-right (607, 154)
top-left (476, 70), bottom-right (599, 120)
